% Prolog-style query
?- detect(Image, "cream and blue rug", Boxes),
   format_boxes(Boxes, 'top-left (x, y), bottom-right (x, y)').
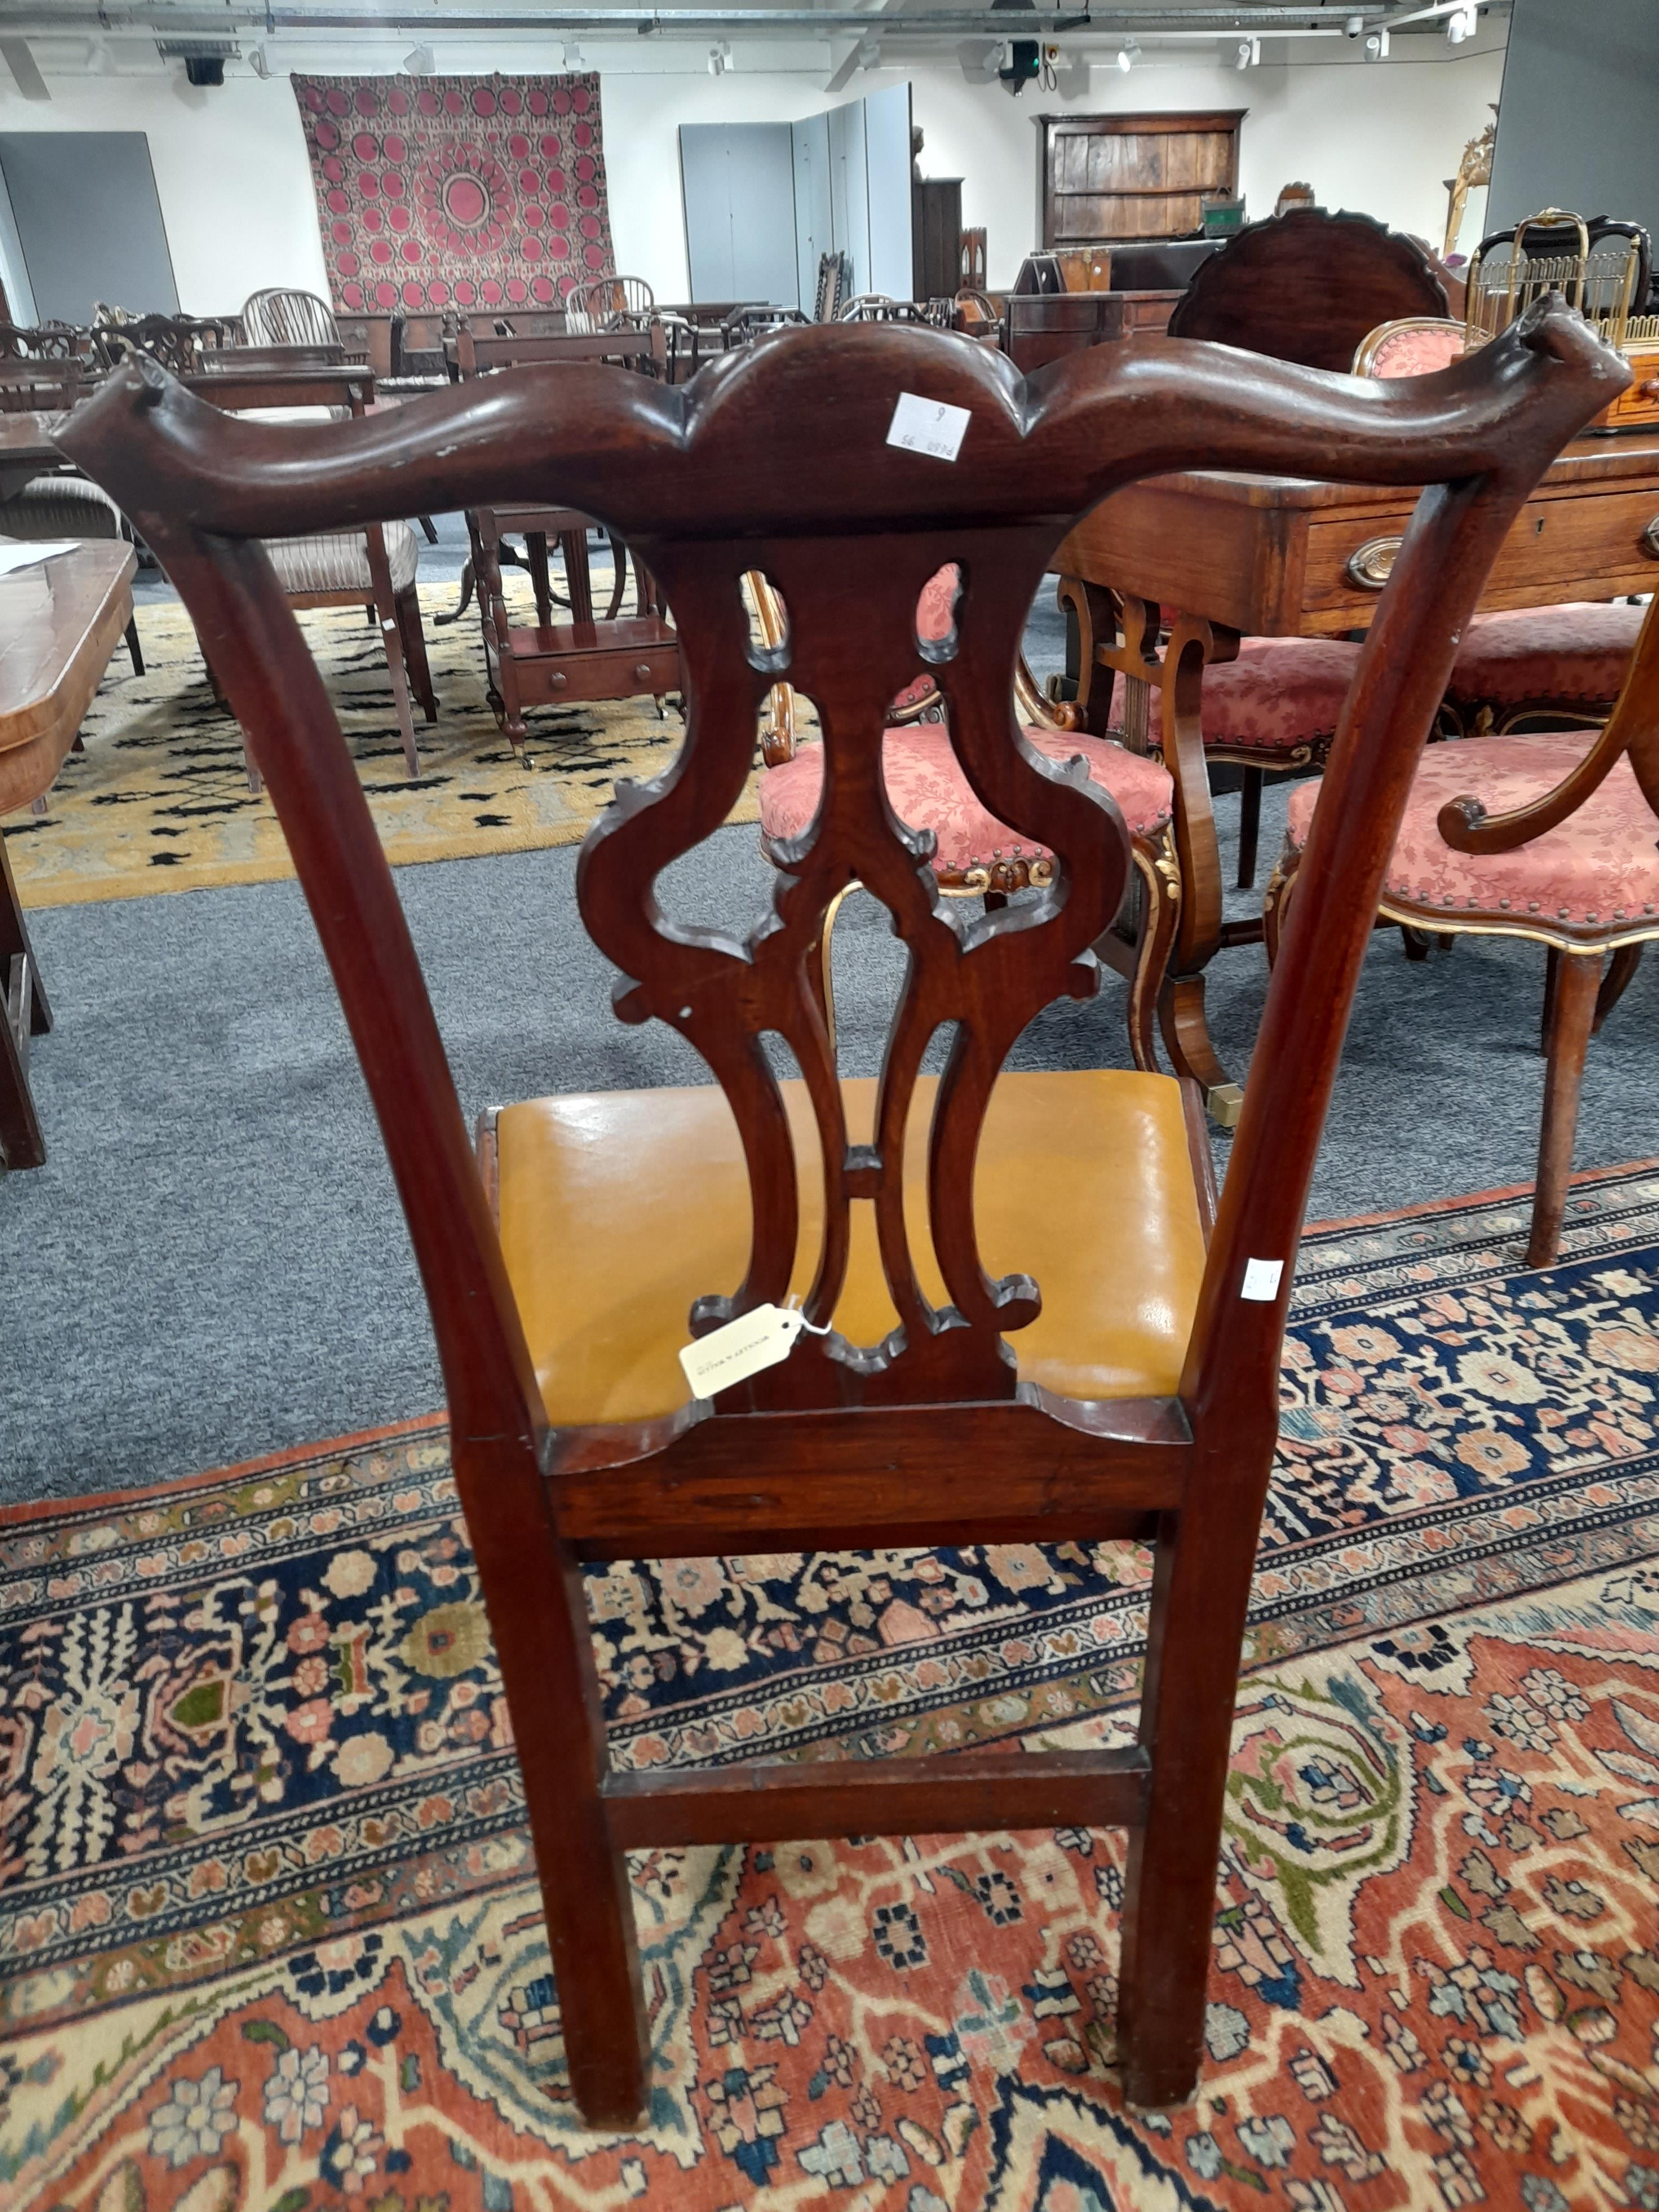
top-left (1, 580), bottom-right (740, 909)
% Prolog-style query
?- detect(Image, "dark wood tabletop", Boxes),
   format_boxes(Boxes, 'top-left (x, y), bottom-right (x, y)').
top-left (0, 538), bottom-right (135, 765)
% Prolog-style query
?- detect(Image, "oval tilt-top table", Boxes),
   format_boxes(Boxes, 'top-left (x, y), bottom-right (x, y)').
top-left (1055, 428), bottom-right (1659, 1123)
top-left (0, 535), bottom-right (137, 1168)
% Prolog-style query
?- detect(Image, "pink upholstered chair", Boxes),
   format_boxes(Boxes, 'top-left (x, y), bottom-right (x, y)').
top-left (1265, 596), bottom-right (1659, 1267)
top-left (755, 564), bottom-right (1181, 1073)
top-left (1356, 319), bottom-right (1646, 737)
top-left (1352, 317), bottom-right (1465, 379)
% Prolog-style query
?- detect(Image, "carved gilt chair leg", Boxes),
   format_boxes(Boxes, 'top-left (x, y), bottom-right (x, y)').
top-left (1528, 947), bottom-right (1603, 1268)
top-left (1122, 834), bottom-right (1180, 1076)
top-left (811, 881), bottom-right (857, 1055)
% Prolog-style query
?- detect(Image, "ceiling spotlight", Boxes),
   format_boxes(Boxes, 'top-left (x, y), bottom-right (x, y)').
top-left (857, 31), bottom-right (881, 68)
top-left (563, 41), bottom-right (584, 67)
top-left (1364, 27), bottom-right (1389, 57)
top-left (1446, 4), bottom-right (1478, 41)
top-left (707, 41), bottom-right (730, 74)
top-left (1344, 12), bottom-right (1364, 31)
top-left (401, 42), bottom-right (434, 75)
top-left (248, 42), bottom-right (270, 78)
top-left (1116, 38), bottom-right (1139, 71)
top-left (1235, 36), bottom-right (1260, 68)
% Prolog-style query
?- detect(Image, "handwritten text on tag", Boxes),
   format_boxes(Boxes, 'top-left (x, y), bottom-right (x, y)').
top-left (886, 391), bottom-right (972, 463)
top-left (679, 1303), bottom-right (807, 1399)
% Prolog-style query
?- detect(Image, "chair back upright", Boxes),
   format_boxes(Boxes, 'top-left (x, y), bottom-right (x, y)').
top-left (0, 324), bottom-right (103, 410)
top-left (61, 307), bottom-right (1623, 1446)
top-left (564, 275), bottom-right (655, 333)
top-left (241, 288), bottom-right (341, 351)
top-left (1169, 206), bottom-right (1449, 371)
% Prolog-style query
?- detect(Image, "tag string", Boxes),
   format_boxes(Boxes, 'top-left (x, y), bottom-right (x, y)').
top-left (785, 1297), bottom-right (833, 1337)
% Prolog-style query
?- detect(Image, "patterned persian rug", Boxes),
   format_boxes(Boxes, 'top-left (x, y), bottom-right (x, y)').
top-left (5, 1167), bottom-right (1659, 2209)
top-left (1, 576), bottom-right (748, 909)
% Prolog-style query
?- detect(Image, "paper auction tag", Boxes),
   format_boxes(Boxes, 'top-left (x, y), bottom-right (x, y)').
top-left (886, 391), bottom-right (972, 463)
top-left (679, 1303), bottom-right (808, 1399)
top-left (1240, 1258), bottom-right (1284, 1302)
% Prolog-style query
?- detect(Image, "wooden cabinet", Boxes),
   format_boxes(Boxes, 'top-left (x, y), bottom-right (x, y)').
top-left (1003, 291), bottom-right (1126, 374)
top-left (913, 176), bottom-right (963, 303)
top-left (1040, 112), bottom-right (1244, 247)
top-left (332, 310), bottom-right (394, 378)
top-left (1115, 290), bottom-right (1185, 336)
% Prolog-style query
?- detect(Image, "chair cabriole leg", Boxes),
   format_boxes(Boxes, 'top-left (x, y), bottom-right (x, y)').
top-left (1527, 946), bottom-right (1602, 1267)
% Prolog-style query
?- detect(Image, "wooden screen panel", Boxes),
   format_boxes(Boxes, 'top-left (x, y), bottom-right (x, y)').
top-left (1041, 112), bottom-right (1244, 248)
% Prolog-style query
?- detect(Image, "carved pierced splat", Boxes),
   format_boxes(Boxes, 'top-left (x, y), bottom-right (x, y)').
top-left (579, 528), bottom-right (1130, 1411)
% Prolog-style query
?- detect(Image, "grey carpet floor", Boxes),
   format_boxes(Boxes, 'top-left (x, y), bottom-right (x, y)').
top-left (3, 576), bottom-right (1656, 1505)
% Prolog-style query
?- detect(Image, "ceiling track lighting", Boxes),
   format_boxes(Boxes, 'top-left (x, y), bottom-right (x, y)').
top-left (563, 40), bottom-right (585, 67)
top-left (401, 41), bottom-right (434, 75)
top-left (1364, 27), bottom-right (1389, 58)
top-left (1446, 4), bottom-right (1478, 41)
top-left (707, 40), bottom-right (730, 72)
top-left (1235, 35), bottom-right (1260, 67)
top-left (1115, 37), bottom-right (1138, 71)
top-left (248, 43), bottom-right (270, 77)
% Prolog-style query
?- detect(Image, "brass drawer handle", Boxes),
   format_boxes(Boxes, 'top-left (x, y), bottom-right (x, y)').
top-left (1641, 517), bottom-right (1659, 560)
top-left (1346, 535), bottom-right (1402, 590)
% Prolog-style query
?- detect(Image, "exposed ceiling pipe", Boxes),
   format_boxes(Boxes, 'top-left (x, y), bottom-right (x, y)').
top-left (0, 3), bottom-right (1500, 33)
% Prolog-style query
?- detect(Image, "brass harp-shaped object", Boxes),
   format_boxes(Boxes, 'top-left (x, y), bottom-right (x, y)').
top-left (1465, 208), bottom-right (1640, 352)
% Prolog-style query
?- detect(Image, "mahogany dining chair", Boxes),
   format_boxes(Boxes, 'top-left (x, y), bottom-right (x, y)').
top-left (62, 304), bottom-right (1625, 2128)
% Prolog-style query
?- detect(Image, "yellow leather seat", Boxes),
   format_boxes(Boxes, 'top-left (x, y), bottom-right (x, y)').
top-left (495, 1069), bottom-right (1204, 1427)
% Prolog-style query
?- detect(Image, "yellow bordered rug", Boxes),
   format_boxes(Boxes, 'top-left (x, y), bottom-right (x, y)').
top-left (2, 581), bottom-right (755, 907)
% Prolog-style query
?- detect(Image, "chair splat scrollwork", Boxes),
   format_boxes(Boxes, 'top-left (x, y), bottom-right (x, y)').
top-left (580, 527), bottom-right (1129, 1409)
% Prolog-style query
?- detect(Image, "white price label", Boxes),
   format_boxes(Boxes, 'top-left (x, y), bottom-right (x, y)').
top-left (679, 1303), bottom-right (808, 1399)
top-left (886, 390), bottom-right (972, 463)
top-left (1240, 1258), bottom-right (1284, 1303)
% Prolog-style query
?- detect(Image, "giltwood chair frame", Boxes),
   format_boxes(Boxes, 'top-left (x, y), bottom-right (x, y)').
top-left (63, 307), bottom-right (1624, 2130)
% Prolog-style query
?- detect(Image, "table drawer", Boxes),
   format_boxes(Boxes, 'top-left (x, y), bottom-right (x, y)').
top-left (1303, 483), bottom-right (1659, 624)
top-left (499, 630), bottom-right (681, 705)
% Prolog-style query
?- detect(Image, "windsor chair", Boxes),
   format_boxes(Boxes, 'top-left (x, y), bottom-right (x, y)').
top-left (565, 274), bottom-right (655, 333)
top-left (62, 304), bottom-right (1624, 2128)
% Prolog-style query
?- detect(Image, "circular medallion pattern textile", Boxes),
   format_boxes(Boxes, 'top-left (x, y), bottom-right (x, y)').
top-left (293, 72), bottom-right (616, 314)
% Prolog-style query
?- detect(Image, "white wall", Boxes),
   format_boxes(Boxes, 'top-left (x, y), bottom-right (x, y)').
top-left (0, 72), bottom-right (326, 312)
top-left (906, 43), bottom-right (1506, 289)
top-left (0, 35), bottom-right (1504, 314)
